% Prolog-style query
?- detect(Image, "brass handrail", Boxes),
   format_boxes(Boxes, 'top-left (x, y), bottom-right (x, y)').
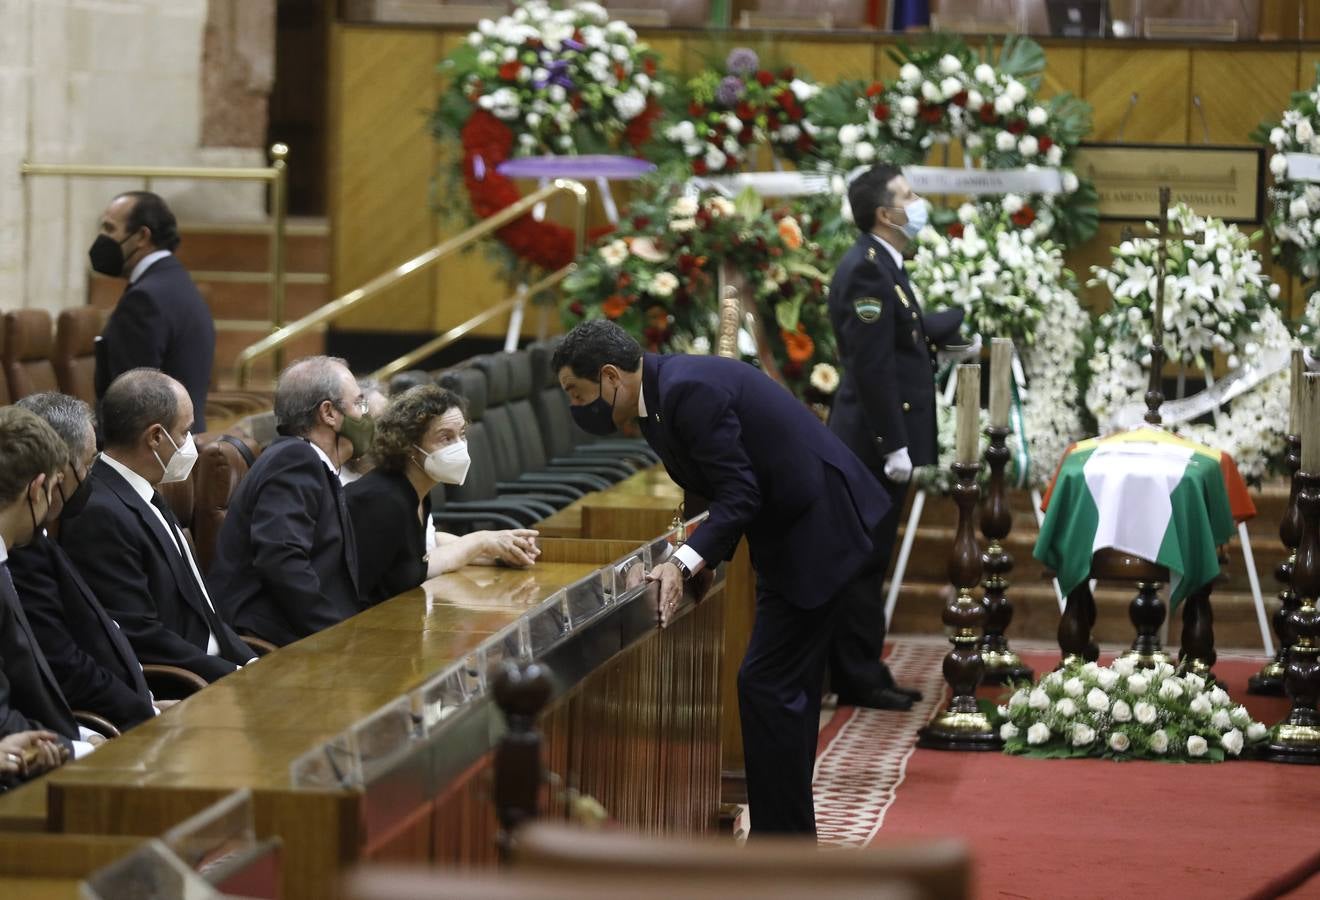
top-left (370, 264), bottom-right (574, 382)
top-left (235, 178), bottom-right (589, 387)
top-left (21, 144), bottom-right (290, 367)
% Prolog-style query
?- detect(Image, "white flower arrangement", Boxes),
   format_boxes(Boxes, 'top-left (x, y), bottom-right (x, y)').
top-left (1255, 69), bottom-right (1320, 280)
top-left (908, 205), bottom-right (1087, 488)
top-left (999, 659), bottom-right (1269, 761)
top-left (453, 0), bottom-right (663, 156)
top-left (1086, 203), bottom-right (1290, 480)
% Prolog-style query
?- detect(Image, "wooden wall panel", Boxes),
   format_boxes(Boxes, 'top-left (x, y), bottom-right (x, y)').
top-left (1083, 47), bottom-right (1190, 143)
top-left (1190, 50), bottom-right (1297, 145)
top-left (1302, 52), bottom-right (1320, 88)
top-left (1040, 45), bottom-right (1082, 99)
top-left (774, 38), bottom-right (876, 82)
top-left (331, 26), bottom-right (441, 332)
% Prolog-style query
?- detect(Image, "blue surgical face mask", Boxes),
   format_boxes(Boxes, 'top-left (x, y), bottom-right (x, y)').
top-left (570, 372), bottom-right (619, 437)
top-left (897, 197), bottom-right (929, 240)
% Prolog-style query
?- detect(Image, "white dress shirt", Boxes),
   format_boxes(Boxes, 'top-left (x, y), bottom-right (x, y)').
top-left (100, 454), bottom-right (220, 656)
top-left (637, 359), bottom-right (706, 577)
top-left (129, 249), bottom-right (171, 285)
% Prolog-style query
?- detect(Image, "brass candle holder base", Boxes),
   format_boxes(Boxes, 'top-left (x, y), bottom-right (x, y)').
top-left (918, 461), bottom-right (1001, 753)
top-left (981, 648), bottom-right (1033, 684)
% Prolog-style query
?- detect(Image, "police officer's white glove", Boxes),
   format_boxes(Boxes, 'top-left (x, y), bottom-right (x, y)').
top-left (936, 333), bottom-right (983, 368)
top-left (883, 447), bottom-right (913, 483)
top-left (1305, 346), bottom-right (1320, 373)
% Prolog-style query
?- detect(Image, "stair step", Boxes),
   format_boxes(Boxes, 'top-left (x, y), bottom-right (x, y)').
top-left (174, 217), bottom-right (330, 273)
top-left (213, 328), bottom-right (325, 384)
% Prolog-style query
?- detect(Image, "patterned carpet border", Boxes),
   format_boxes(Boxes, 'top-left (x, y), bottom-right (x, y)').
top-left (811, 641), bottom-right (949, 847)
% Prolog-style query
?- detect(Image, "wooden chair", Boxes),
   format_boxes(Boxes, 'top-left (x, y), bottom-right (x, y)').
top-left (2, 309), bottom-right (58, 401)
top-left (52, 307), bottom-right (106, 404)
top-left (191, 434), bottom-right (260, 574)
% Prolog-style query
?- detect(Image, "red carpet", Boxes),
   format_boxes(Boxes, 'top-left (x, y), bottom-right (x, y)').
top-left (817, 642), bottom-right (1320, 899)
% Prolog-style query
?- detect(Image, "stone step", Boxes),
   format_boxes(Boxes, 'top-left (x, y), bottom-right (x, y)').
top-left (173, 218), bottom-right (330, 273)
top-left (90, 274), bottom-right (329, 322)
top-left (889, 580), bottom-right (1274, 654)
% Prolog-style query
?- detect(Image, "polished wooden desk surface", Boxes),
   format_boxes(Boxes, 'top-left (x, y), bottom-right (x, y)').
top-left (0, 833), bottom-right (144, 900)
top-left (538, 467), bottom-right (682, 537)
top-left (42, 562), bottom-right (598, 794)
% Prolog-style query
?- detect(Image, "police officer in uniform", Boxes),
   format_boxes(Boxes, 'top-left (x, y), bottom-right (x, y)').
top-left (826, 163), bottom-right (979, 710)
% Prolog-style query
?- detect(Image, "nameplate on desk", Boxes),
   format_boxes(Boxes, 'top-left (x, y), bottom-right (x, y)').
top-left (1073, 144), bottom-right (1264, 223)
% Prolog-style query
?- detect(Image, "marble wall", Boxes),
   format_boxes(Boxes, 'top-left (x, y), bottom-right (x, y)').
top-left (0, 0), bottom-right (273, 314)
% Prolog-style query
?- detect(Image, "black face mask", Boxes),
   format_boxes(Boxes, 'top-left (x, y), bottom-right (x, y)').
top-left (88, 233), bottom-right (134, 277)
top-left (570, 373), bottom-right (620, 437)
top-left (58, 464), bottom-right (93, 521)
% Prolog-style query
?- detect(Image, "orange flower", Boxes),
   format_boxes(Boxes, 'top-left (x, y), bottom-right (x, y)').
top-left (781, 324), bottom-right (814, 364)
top-left (778, 216), bottom-right (804, 250)
top-left (602, 294), bottom-right (629, 319)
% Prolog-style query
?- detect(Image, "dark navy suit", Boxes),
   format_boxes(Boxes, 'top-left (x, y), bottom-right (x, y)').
top-left (636, 353), bottom-right (888, 835)
top-left (0, 558), bottom-right (78, 753)
top-left (208, 437), bottom-right (361, 647)
top-left (826, 233), bottom-right (964, 697)
top-left (94, 254), bottom-right (215, 433)
top-left (8, 532), bottom-right (155, 731)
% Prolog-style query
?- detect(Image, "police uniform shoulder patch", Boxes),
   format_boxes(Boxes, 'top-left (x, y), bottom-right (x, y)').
top-left (853, 297), bottom-right (883, 323)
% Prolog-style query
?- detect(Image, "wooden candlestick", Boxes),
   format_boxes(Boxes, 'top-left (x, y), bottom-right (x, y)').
top-left (1144, 186), bottom-right (1171, 427)
top-left (955, 364), bottom-right (981, 465)
top-left (918, 460), bottom-right (1000, 751)
top-left (1250, 428), bottom-right (1302, 695)
top-left (979, 425), bottom-right (1032, 684)
top-left (1264, 373), bottom-right (1320, 763)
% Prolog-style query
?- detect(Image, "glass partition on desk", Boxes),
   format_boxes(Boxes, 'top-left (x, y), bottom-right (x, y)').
top-left (413, 661), bottom-right (472, 733)
top-left (161, 789), bottom-right (280, 899)
top-left (480, 619), bottom-right (531, 676)
top-left (564, 570), bottom-right (609, 626)
top-left (82, 840), bottom-right (220, 900)
top-left (527, 588), bottom-right (571, 655)
top-left (289, 696), bottom-right (418, 789)
top-left (612, 549), bottom-right (648, 599)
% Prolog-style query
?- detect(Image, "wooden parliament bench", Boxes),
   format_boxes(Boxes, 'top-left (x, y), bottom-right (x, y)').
top-left (0, 515), bottom-right (726, 899)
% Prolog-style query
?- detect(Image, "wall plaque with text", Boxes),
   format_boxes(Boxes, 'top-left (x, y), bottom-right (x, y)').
top-left (1073, 144), bottom-right (1264, 224)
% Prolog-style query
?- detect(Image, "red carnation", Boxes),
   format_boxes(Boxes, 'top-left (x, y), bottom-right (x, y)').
top-left (693, 158), bottom-right (708, 175)
top-left (569, 301), bottom-right (585, 317)
top-left (780, 67), bottom-right (795, 80)
top-left (950, 90), bottom-right (968, 107)
top-left (1011, 206), bottom-right (1036, 228)
top-left (736, 100), bottom-right (755, 121)
top-left (756, 70), bottom-right (774, 87)
top-left (979, 103), bottom-right (997, 124)
top-left (1007, 119), bottom-right (1027, 135)
top-left (689, 101), bottom-right (706, 117)
top-left (617, 272), bottom-right (632, 289)
top-left (615, 63), bottom-right (627, 81)
top-left (947, 223), bottom-right (965, 239)
top-left (695, 208), bottom-right (712, 227)
top-left (918, 103), bottom-right (943, 124)
top-left (526, 38), bottom-right (541, 49)
top-left (571, 96), bottom-right (583, 111)
top-left (865, 82), bottom-right (885, 98)
top-left (632, 215), bottom-right (651, 230)
top-left (499, 61), bottom-right (520, 80)
top-left (738, 127), bottom-right (755, 145)
top-left (1038, 135), bottom-right (1054, 153)
top-left (796, 134), bottom-right (814, 153)
top-left (873, 102), bottom-right (890, 121)
top-left (643, 58), bottom-right (657, 77)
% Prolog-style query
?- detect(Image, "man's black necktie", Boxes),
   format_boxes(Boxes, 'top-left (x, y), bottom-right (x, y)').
top-left (149, 493), bottom-right (187, 558)
top-left (148, 493), bottom-right (231, 649)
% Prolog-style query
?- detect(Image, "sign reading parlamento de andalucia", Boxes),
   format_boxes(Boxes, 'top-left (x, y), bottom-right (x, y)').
top-left (1073, 143), bottom-right (1264, 223)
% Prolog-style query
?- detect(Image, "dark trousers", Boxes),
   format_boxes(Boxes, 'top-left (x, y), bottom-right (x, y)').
top-left (738, 581), bottom-right (841, 837)
top-left (829, 473), bottom-right (911, 695)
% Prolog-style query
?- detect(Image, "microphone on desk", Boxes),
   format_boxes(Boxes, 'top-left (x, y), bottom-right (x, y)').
top-left (1116, 93), bottom-right (1140, 144)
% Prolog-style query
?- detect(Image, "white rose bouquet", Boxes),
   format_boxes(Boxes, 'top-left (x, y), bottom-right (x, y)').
top-left (998, 658), bottom-right (1270, 762)
top-left (1253, 65), bottom-right (1320, 281)
top-left (909, 205), bottom-right (1087, 489)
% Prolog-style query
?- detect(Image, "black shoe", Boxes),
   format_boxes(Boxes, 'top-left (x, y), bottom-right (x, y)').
top-left (890, 683), bottom-right (924, 702)
top-left (836, 686), bottom-right (914, 711)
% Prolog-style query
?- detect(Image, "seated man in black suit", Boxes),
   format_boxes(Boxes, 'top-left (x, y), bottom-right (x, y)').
top-left (63, 370), bottom-right (253, 682)
top-left (7, 393), bottom-right (157, 731)
top-left (90, 191), bottom-right (215, 432)
top-left (208, 356), bottom-right (368, 647)
top-left (0, 407), bottom-right (92, 762)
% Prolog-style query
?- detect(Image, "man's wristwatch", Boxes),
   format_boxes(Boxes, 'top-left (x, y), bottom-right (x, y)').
top-left (671, 558), bottom-right (693, 581)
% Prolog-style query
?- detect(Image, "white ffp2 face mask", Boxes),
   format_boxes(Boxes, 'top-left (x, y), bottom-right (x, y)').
top-left (416, 440), bottom-right (470, 485)
top-left (156, 430), bottom-right (198, 484)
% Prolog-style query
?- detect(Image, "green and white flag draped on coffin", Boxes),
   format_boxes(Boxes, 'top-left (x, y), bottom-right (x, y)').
top-left (1034, 429), bottom-right (1256, 607)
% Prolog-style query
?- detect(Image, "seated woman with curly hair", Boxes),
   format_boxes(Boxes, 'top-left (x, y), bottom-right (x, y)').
top-left (345, 385), bottom-right (540, 606)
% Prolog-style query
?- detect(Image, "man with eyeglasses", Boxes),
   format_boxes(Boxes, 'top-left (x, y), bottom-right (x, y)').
top-left (6, 393), bottom-right (156, 732)
top-left (62, 370), bottom-right (253, 684)
top-left (208, 356), bottom-right (372, 647)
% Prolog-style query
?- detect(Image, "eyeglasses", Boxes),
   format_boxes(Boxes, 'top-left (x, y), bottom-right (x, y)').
top-left (324, 397), bottom-right (370, 416)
